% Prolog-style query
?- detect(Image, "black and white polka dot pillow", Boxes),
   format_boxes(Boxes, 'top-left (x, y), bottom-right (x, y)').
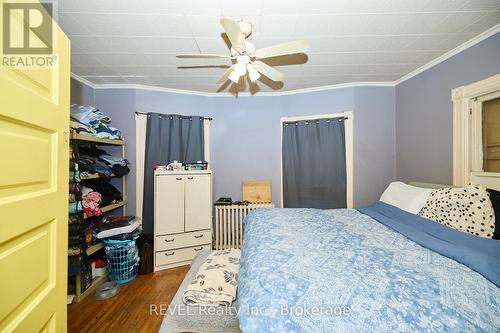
top-left (418, 184), bottom-right (496, 238)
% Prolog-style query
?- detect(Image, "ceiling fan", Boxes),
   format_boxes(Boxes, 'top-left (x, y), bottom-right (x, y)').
top-left (177, 17), bottom-right (309, 88)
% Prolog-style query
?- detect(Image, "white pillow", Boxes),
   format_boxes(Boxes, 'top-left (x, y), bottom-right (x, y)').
top-left (380, 181), bottom-right (433, 214)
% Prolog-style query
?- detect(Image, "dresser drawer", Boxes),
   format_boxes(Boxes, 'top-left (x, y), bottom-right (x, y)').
top-left (156, 230), bottom-right (211, 251)
top-left (156, 244), bottom-right (211, 267)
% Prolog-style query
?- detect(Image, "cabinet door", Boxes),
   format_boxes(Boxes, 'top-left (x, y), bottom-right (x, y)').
top-left (185, 175), bottom-right (212, 232)
top-left (155, 175), bottom-right (184, 235)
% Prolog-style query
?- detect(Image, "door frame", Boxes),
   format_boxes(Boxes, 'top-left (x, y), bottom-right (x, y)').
top-left (280, 112), bottom-right (354, 208)
top-left (452, 73), bottom-right (500, 186)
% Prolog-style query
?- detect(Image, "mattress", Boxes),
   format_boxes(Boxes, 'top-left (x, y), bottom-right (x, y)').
top-left (237, 203), bottom-right (500, 333)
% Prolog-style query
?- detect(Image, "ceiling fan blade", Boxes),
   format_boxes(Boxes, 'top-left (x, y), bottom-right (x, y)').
top-left (252, 61), bottom-right (284, 82)
top-left (177, 53), bottom-right (230, 59)
top-left (220, 17), bottom-right (246, 52)
top-left (254, 40), bottom-right (309, 59)
top-left (216, 66), bottom-right (234, 84)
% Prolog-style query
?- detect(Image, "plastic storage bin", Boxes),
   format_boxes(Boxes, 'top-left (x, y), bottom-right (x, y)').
top-left (103, 238), bottom-right (140, 284)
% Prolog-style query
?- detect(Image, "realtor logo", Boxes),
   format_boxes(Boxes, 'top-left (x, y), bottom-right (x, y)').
top-left (2, 2), bottom-right (53, 54)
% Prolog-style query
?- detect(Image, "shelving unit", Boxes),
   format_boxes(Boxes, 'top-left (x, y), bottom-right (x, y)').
top-left (69, 130), bottom-right (127, 303)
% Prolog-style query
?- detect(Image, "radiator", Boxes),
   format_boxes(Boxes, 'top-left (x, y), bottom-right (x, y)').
top-left (214, 203), bottom-right (275, 250)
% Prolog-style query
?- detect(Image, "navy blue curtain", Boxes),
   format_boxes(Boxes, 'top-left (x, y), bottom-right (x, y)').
top-left (282, 117), bottom-right (346, 209)
top-left (142, 113), bottom-right (205, 236)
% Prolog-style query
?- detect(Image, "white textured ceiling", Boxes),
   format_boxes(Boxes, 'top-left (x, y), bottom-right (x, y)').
top-left (56, 0), bottom-right (500, 93)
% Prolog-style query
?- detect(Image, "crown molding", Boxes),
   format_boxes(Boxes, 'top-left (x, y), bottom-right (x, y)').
top-left (71, 25), bottom-right (500, 96)
top-left (394, 23), bottom-right (500, 85)
top-left (71, 73), bottom-right (393, 97)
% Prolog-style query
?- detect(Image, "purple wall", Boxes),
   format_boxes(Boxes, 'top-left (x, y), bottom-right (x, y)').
top-left (354, 87), bottom-right (396, 205)
top-left (71, 80), bottom-right (396, 213)
top-left (396, 32), bottom-right (500, 184)
top-left (71, 78), bottom-right (94, 105)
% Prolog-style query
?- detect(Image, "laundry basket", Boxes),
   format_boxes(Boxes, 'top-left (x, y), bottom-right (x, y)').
top-left (103, 238), bottom-right (140, 284)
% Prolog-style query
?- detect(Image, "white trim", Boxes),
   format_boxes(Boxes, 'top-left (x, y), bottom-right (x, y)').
top-left (203, 118), bottom-right (211, 165)
top-left (394, 24), bottom-right (500, 85)
top-left (71, 73), bottom-right (391, 97)
top-left (452, 73), bottom-right (500, 186)
top-left (470, 172), bottom-right (500, 191)
top-left (471, 90), bottom-right (500, 172)
top-left (280, 112), bottom-right (354, 208)
top-left (135, 113), bottom-right (148, 219)
top-left (71, 25), bottom-right (500, 96)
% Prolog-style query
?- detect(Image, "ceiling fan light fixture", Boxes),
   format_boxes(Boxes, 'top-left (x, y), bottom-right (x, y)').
top-left (228, 70), bottom-right (240, 83)
top-left (234, 62), bottom-right (247, 76)
top-left (247, 64), bottom-right (261, 82)
top-left (239, 21), bottom-right (253, 38)
top-left (177, 17), bottom-right (310, 91)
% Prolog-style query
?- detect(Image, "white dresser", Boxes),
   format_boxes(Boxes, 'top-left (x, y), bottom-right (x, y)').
top-left (154, 170), bottom-right (212, 271)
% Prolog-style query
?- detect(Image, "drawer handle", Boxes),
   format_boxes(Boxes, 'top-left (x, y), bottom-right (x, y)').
top-left (164, 251), bottom-right (175, 256)
top-left (194, 247), bottom-right (203, 251)
top-left (164, 238), bottom-right (175, 242)
top-left (194, 234), bottom-right (204, 239)
top-left (176, 177), bottom-right (182, 181)
top-left (187, 176), bottom-right (194, 180)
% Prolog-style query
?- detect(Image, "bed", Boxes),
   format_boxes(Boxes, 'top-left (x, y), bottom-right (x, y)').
top-left (237, 202), bottom-right (500, 332)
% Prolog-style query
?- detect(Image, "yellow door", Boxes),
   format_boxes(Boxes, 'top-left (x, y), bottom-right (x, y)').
top-left (0, 0), bottom-right (70, 332)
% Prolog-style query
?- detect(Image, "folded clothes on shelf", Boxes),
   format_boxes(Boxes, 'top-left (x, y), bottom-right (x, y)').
top-left (71, 105), bottom-right (110, 126)
top-left (68, 193), bottom-right (81, 203)
top-left (93, 216), bottom-right (141, 240)
top-left (92, 160), bottom-right (113, 177)
top-left (68, 256), bottom-right (84, 276)
top-left (82, 190), bottom-right (102, 218)
top-left (70, 120), bottom-right (93, 135)
top-left (69, 201), bottom-right (83, 214)
top-left (112, 164), bottom-right (129, 178)
top-left (75, 145), bottom-right (129, 178)
top-left (83, 180), bottom-right (122, 207)
top-left (70, 104), bottom-right (122, 140)
top-left (68, 233), bottom-right (86, 246)
top-left (69, 182), bottom-right (81, 193)
top-left (79, 145), bottom-right (109, 158)
top-left (100, 155), bottom-right (127, 167)
top-left (105, 228), bottom-right (142, 241)
top-left (69, 170), bottom-right (81, 182)
top-left (68, 223), bottom-right (84, 234)
top-left (68, 246), bottom-right (83, 256)
top-left (68, 214), bottom-right (81, 224)
top-left (76, 156), bottom-right (97, 173)
top-left (97, 151), bottom-right (129, 177)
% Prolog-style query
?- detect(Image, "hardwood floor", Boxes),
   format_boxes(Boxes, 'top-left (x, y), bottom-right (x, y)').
top-left (68, 266), bottom-right (189, 333)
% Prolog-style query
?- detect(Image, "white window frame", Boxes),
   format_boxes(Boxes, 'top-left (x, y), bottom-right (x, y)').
top-left (135, 113), bottom-right (211, 219)
top-left (470, 90), bottom-right (500, 172)
top-left (280, 112), bottom-right (354, 208)
top-left (452, 73), bottom-right (500, 187)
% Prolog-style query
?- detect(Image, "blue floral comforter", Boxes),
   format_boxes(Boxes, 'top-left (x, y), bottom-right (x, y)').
top-left (237, 203), bottom-right (500, 333)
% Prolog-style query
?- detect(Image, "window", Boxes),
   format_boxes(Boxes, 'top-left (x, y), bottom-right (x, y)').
top-left (452, 74), bottom-right (500, 186)
top-left (135, 113), bottom-right (210, 219)
top-left (482, 97), bottom-right (500, 172)
top-left (280, 112), bottom-right (353, 208)
top-left (470, 91), bottom-right (500, 174)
